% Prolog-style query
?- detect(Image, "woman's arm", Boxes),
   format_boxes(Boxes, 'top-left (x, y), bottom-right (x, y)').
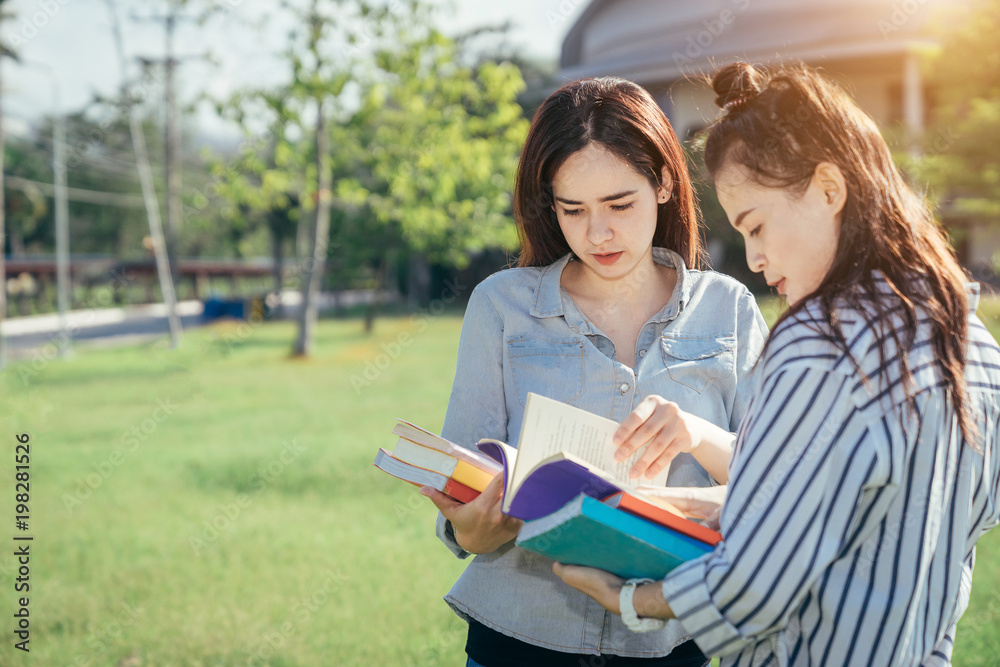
top-left (612, 287), bottom-right (769, 484)
top-left (432, 283), bottom-right (518, 557)
top-left (613, 397), bottom-right (735, 483)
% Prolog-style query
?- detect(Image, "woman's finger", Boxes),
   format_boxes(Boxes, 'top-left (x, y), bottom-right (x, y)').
top-left (613, 397), bottom-right (659, 457)
top-left (421, 486), bottom-right (465, 518)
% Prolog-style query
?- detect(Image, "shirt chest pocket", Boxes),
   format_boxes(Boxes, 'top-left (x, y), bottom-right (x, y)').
top-left (660, 333), bottom-right (736, 393)
top-left (507, 336), bottom-right (585, 407)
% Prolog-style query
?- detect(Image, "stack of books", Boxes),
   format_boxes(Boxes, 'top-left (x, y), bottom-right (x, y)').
top-left (515, 489), bottom-right (722, 579)
top-left (376, 394), bottom-right (723, 579)
top-left (373, 420), bottom-right (502, 503)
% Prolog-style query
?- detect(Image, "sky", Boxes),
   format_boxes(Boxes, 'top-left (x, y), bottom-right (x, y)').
top-left (2, 0), bottom-right (588, 141)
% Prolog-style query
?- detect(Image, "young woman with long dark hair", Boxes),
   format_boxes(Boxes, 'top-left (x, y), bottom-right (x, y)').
top-left (555, 62), bottom-right (1000, 667)
top-left (421, 77), bottom-right (769, 666)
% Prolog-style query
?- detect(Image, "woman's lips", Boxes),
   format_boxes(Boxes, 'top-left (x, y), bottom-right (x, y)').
top-left (593, 251), bottom-right (623, 266)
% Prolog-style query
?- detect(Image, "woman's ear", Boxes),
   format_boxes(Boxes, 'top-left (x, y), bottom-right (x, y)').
top-left (814, 162), bottom-right (847, 215)
top-left (657, 165), bottom-right (674, 203)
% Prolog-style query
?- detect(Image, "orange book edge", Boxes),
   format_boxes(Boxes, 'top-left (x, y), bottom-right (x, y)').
top-left (603, 491), bottom-right (722, 546)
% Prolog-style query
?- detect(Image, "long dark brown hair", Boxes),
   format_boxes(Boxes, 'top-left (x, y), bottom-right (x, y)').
top-left (703, 61), bottom-right (975, 443)
top-left (513, 77), bottom-right (702, 269)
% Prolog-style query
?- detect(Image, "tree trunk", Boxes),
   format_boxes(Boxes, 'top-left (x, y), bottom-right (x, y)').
top-left (363, 256), bottom-right (386, 335)
top-left (406, 252), bottom-right (430, 309)
top-left (270, 222), bottom-right (284, 318)
top-left (293, 96), bottom-right (332, 356)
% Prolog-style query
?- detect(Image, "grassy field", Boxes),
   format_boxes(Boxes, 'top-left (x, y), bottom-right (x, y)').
top-left (0, 299), bottom-right (998, 666)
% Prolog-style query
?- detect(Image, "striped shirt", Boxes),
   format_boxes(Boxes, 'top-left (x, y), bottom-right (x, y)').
top-left (660, 280), bottom-right (1000, 666)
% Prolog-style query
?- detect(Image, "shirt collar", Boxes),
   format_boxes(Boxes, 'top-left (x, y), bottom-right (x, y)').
top-left (530, 247), bottom-right (692, 323)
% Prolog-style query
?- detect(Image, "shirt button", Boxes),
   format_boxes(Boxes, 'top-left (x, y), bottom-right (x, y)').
top-left (620, 383), bottom-right (630, 394)
top-left (639, 349), bottom-right (647, 357)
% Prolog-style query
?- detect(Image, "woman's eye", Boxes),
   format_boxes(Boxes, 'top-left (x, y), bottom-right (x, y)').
top-left (748, 225), bottom-right (762, 238)
top-left (562, 208), bottom-right (583, 217)
top-left (611, 202), bottom-right (635, 212)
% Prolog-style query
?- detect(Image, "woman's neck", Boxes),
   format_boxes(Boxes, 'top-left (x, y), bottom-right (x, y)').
top-left (561, 252), bottom-right (677, 323)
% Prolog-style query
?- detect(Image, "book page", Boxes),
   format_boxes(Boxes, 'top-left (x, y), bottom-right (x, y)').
top-left (512, 394), bottom-right (669, 494)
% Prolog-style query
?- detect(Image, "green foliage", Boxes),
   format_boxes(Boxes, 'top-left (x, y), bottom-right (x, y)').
top-left (913, 0), bottom-right (1000, 219)
top-left (211, 0), bottom-right (528, 294)
top-left (336, 28), bottom-right (528, 269)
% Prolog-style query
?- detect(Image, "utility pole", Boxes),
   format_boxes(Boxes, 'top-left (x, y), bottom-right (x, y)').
top-left (163, 6), bottom-right (181, 290)
top-left (51, 76), bottom-right (70, 356)
top-left (134, 1), bottom-right (207, 296)
top-left (107, 0), bottom-right (182, 348)
top-left (0, 0), bottom-right (19, 370)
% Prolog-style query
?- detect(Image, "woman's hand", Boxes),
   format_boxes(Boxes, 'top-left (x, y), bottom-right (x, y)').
top-left (552, 563), bottom-right (676, 620)
top-left (613, 396), bottom-right (734, 483)
top-left (636, 484), bottom-right (727, 531)
top-left (422, 473), bottom-right (522, 554)
top-left (552, 562), bottom-right (624, 613)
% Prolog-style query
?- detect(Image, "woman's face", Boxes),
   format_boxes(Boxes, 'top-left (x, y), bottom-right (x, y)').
top-left (715, 160), bottom-right (844, 306)
top-left (551, 144), bottom-right (670, 283)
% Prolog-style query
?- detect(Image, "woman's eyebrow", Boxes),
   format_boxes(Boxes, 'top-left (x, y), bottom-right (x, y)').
top-left (733, 208), bottom-right (757, 228)
top-left (554, 190), bottom-right (639, 205)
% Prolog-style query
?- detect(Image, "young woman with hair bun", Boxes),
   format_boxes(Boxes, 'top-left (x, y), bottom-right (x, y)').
top-left (556, 61), bottom-right (1000, 667)
top-left (422, 76), bottom-right (769, 667)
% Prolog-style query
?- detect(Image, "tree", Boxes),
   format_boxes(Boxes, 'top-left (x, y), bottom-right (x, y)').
top-left (914, 0), bottom-right (1000, 224)
top-left (335, 25), bottom-right (528, 323)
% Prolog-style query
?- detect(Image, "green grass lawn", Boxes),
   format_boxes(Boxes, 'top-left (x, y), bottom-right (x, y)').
top-left (0, 299), bottom-right (998, 665)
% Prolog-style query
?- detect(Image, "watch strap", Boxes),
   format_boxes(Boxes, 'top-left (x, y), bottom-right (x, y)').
top-left (619, 578), bottom-right (668, 633)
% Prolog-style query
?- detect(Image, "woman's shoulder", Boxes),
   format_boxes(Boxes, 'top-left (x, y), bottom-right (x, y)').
top-left (471, 265), bottom-right (547, 300)
top-left (466, 265), bottom-right (550, 316)
top-left (761, 299), bottom-right (852, 374)
top-left (685, 268), bottom-right (755, 302)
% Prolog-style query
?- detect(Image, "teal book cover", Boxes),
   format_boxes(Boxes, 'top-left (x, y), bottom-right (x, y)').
top-left (515, 494), bottom-right (715, 579)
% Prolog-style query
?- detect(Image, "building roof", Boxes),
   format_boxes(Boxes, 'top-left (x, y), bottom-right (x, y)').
top-left (560, 0), bottom-right (960, 84)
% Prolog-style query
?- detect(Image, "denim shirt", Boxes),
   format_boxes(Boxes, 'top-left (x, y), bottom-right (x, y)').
top-left (436, 248), bottom-right (769, 658)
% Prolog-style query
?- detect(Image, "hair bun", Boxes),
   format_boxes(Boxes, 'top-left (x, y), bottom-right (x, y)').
top-left (712, 62), bottom-right (764, 112)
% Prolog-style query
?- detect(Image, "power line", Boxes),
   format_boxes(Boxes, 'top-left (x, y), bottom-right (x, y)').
top-left (5, 175), bottom-right (145, 208)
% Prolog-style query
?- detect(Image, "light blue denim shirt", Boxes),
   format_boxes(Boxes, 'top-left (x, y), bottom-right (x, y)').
top-left (436, 247), bottom-right (769, 658)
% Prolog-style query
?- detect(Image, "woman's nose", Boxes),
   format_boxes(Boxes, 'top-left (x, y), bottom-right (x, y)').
top-left (587, 213), bottom-right (613, 245)
top-left (745, 245), bottom-right (766, 273)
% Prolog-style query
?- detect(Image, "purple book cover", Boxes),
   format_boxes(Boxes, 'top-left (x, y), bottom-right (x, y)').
top-left (476, 441), bottom-right (621, 521)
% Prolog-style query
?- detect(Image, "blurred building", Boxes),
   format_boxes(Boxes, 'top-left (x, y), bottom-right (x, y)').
top-left (557, 0), bottom-right (997, 275)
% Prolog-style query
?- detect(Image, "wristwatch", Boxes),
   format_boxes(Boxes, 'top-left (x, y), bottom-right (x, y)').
top-left (619, 578), bottom-right (668, 633)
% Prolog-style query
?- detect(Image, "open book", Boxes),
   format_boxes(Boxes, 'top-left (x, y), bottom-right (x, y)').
top-left (474, 393), bottom-right (670, 521)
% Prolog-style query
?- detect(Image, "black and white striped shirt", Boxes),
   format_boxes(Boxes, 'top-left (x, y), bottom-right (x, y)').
top-left (660, 281), bottom-right (1000, 666)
